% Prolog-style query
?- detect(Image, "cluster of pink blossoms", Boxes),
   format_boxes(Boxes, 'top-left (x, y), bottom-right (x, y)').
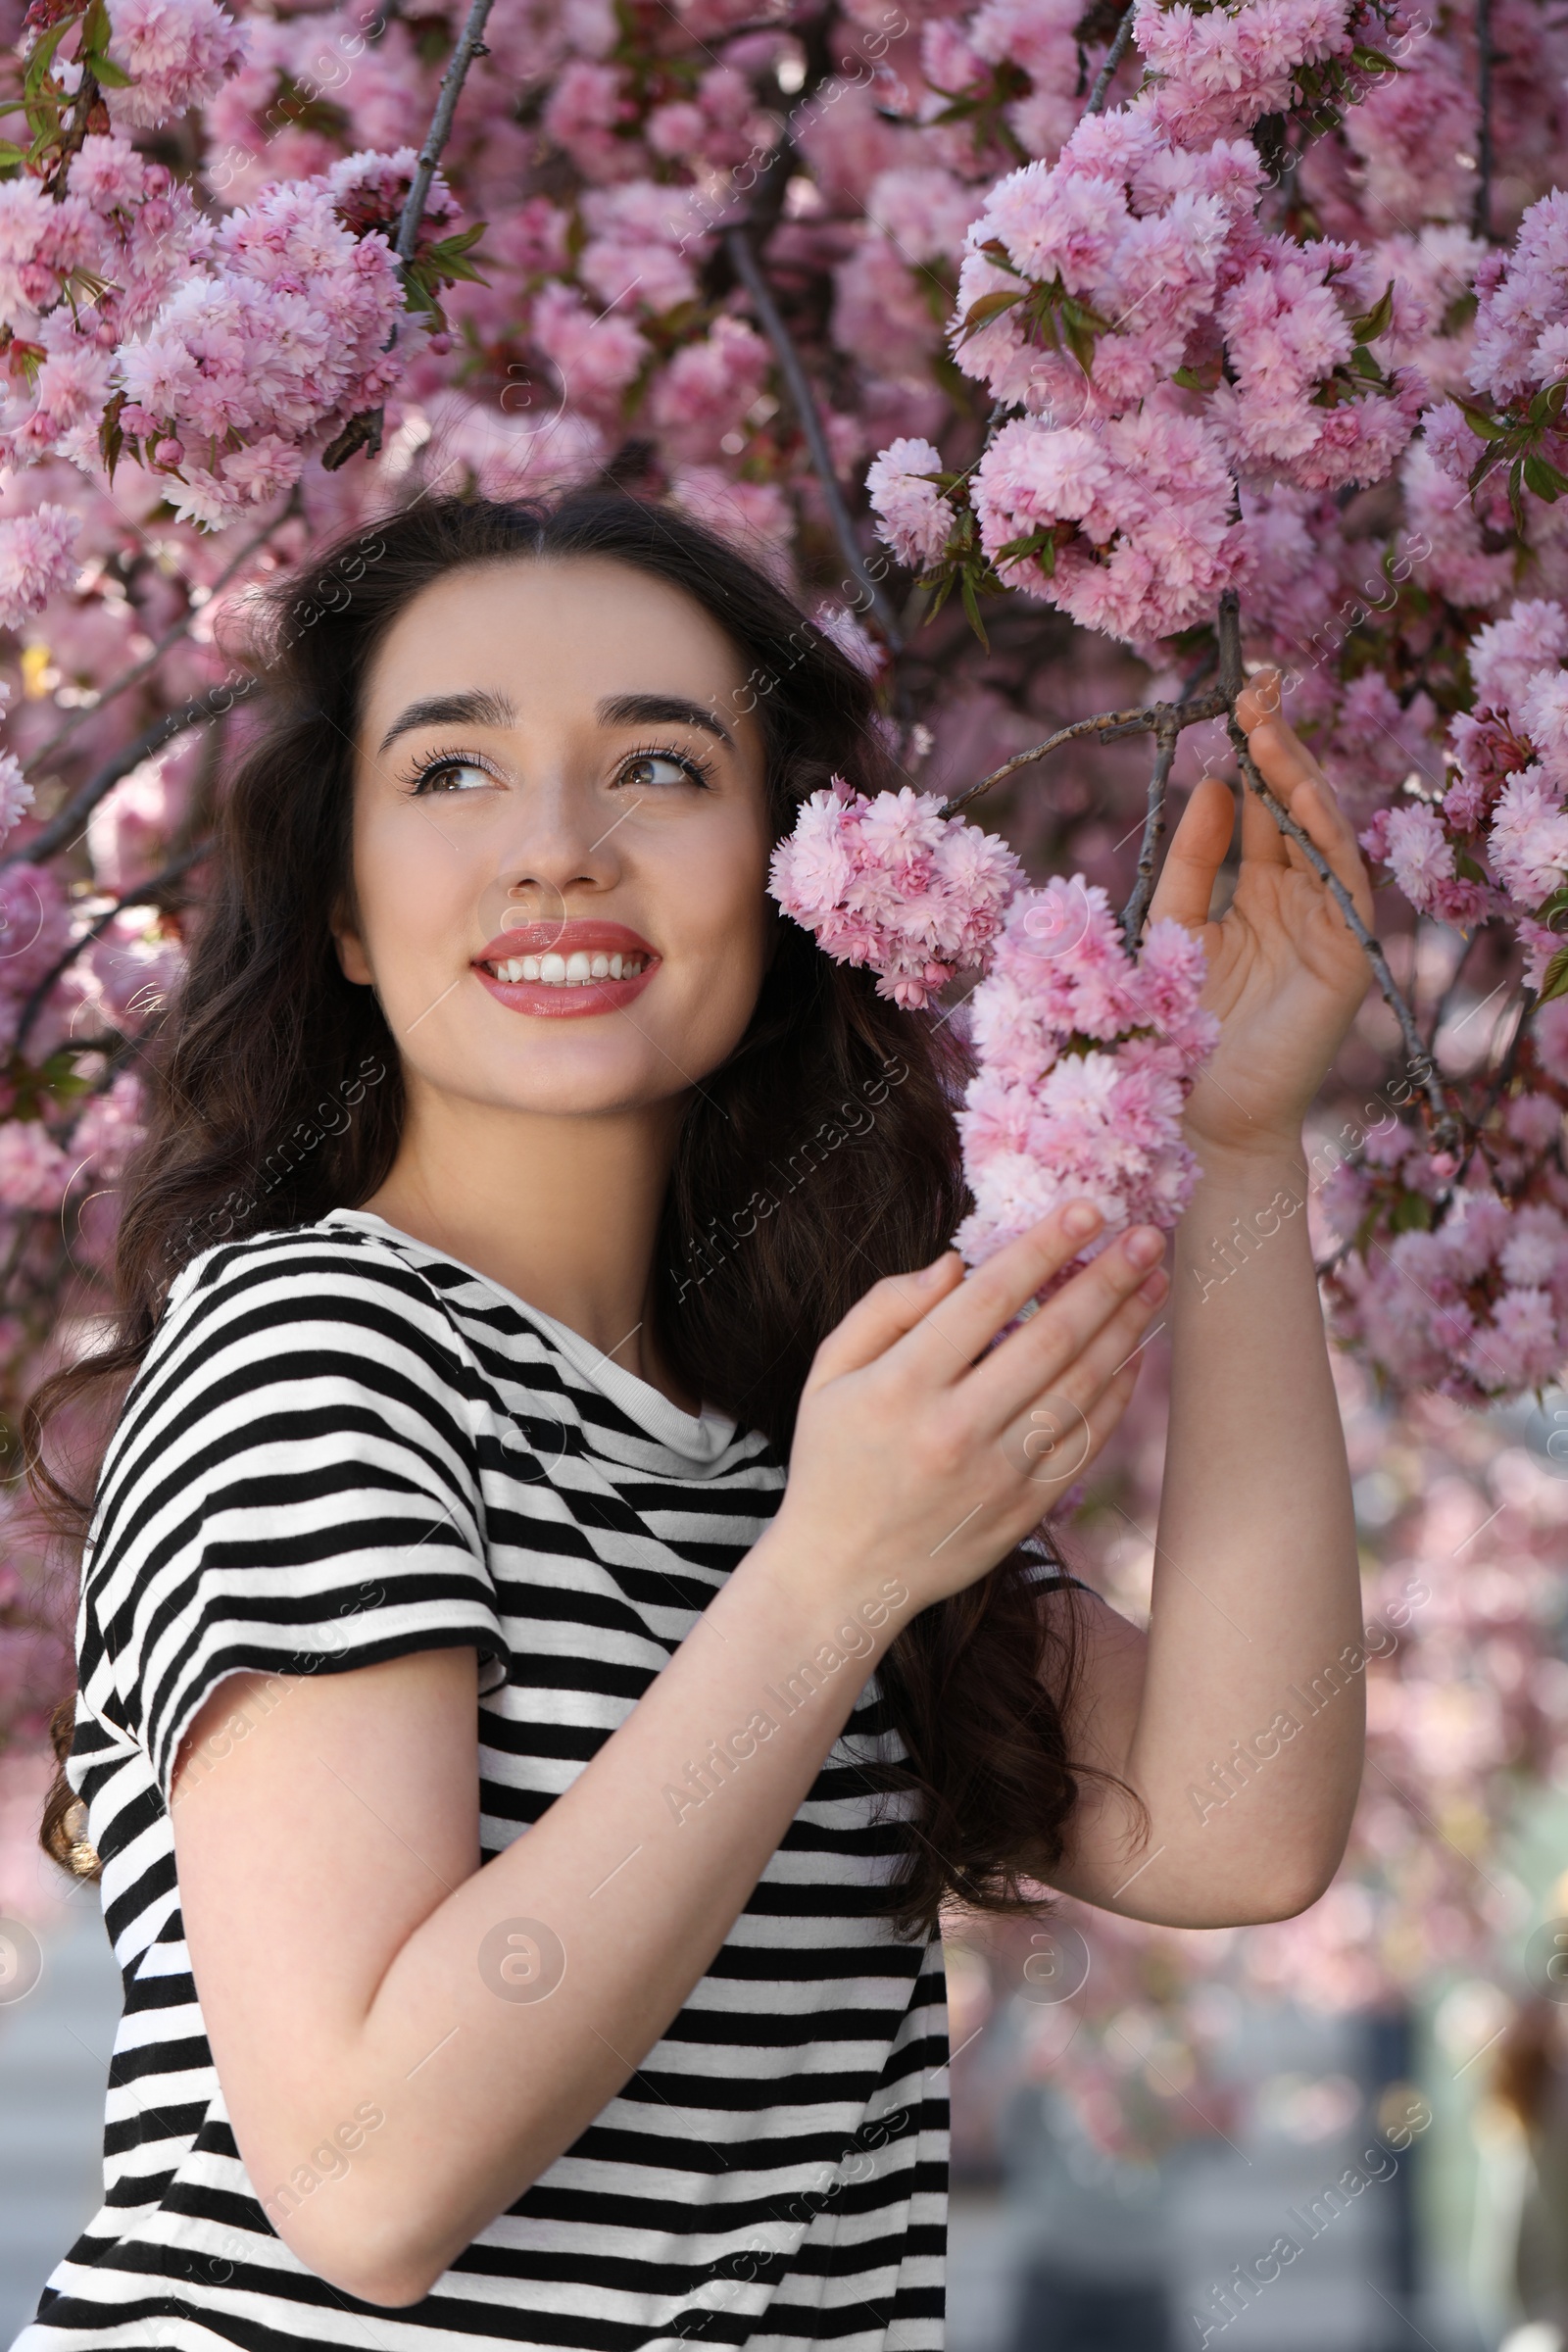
top-left (870, 94), bottom-right (1423, 642)
top-left (1420, 189), bottom-right (1568, 568)
top-left (1360, 600), bottom-right (1568, 983)
top-left (767, 778), bottom-right (1022, 1009)
top-left (956, 878), bottom-right (1219, 1277)
top-left (97, 0), bottom-right (249, 133)
top-left (1133, 0), bottom-right (1410, 147)
top-left (1326, 1162), bottom-right (1568, 1401)
top-left (112, 154), bottom-right (436, 527)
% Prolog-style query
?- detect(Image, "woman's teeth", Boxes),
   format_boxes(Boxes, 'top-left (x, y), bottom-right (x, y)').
top-left (484, 949), bottom-right (648, 986)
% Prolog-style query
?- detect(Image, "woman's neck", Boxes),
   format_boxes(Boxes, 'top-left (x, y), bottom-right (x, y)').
top-left (357, 1090), bottom-right (699, 1414)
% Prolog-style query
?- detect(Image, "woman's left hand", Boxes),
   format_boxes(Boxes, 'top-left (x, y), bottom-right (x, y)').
top-left (1147, 669), bottom-right (1376, 1160)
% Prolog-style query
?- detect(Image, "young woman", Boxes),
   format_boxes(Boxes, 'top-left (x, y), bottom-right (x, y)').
top-left (19, 489), bottom-right (1371, 2350)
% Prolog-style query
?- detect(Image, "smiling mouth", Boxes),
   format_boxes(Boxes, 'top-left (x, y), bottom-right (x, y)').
top-left (480, 949), bottom-right (651, 987)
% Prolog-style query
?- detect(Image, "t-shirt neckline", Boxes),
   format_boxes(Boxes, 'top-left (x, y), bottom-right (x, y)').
top-left (320, 1207), bottom-right (742, 1468)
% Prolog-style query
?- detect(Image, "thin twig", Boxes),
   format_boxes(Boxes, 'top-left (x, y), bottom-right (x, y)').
top-left (5, 682), bottom-right (253, 871)
top-left (1086, 2), bottom-right (1138, 116)
top-left (41, 64), bottom-right (100, 200)
top-left (395, 0), bottom-right (497, 268)
top-left (24, 501), bottom-right (294, 778)
top-left (940, 689), bottom-right (1229, 815)
top-left (1120, 710), bottom-right (1180, 949)
top-left (320, 0), bottom-right (497, 469)
top-left (1473, 0), bottom-right (1494, 241)
top-left (13, 839), bottom-right (209, 1055)
top-left (1214, 591), bottom-right (1461, 1153)
top-left (724, 226), bottom-right (904, 650)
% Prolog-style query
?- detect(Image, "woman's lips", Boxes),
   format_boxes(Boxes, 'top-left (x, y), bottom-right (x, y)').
top-left (471, 919), bottom-right (659, 1019)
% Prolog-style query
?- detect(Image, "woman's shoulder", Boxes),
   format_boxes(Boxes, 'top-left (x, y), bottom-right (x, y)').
top-left (141, 1212), bottom-right (478, 1396)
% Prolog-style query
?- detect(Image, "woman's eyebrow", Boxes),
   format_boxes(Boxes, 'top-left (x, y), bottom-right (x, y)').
top-left (375, 687), bottom-right (737, 759)
top-left (597, 692), bottom-right (735, 749)
top-left (376, 687), bottom-right (517, 758)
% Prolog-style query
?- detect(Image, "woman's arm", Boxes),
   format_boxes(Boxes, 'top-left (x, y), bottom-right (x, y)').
top-left (1048, 673), bottom-right (1375, 1926)
top-left (1048, 1129), bottom-right (1363, 1926)
top-left (170, 1200), bottom-right (1169, 2310)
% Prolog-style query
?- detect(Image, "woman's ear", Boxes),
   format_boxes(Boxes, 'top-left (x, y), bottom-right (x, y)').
top-left (330, 894), bottom-right (374, 987)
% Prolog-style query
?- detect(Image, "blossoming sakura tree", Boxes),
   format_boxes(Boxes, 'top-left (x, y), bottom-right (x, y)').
top-left (0, 0), bottom-right (1566, 2153)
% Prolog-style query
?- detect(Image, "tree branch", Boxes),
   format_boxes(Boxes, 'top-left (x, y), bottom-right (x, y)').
top-left (1472, 0), bottom-right (1494, 242)
top-left (1120, 709), bottom-right (1180, 949)
top-left (939, 688), bottom-right (1228, 815)
top-left (320, 0), bottom-right (497, 470)
top-left (1086, 2), bottom-right (1138, 116)
top-left (23, 498), bottom-right (295, 779)
top-left (1215, 590), bottom-right (1462, 1153)
top-left (13, 839), bottom-right (209, 1056)
top-left (5, 682), bottom-right (253, 871)
top-left (724, 226), bottom-right (905, 650)
top-left (394, 0), bottom-right (497, 269)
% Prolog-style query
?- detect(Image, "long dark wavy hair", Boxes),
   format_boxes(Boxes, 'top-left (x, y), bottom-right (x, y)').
top-left (27, 486), bottom-right (1102, 1938)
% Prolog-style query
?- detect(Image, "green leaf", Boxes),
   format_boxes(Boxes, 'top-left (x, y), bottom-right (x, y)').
top-left (956, 287), bottom-right (1025, 341)
top-left (1348, 280), bottom-right (1395, 345)
top-left (1540, 945), bottom-right (1568, 1004)
top-left (1390, 1192), bottom-right (1433, 1233)
top-left (1526, 377), bottom-right (1567, 427)
top-left (959, 569), bottom-right (990, 650)
top-left (923, 572), bottom-right (955, 625)
top-left (1523, 451), bottom-right (1568, 503)
top-left (1455, 397), bottom-right (1506, 441)
top-left (24, 15), bottom-right (74, 100)
top-left (976, 237), bottom-right (1024, 277)
top-left (1536, 882), bottom-right (1568, 928)
top-left (1453, 848), bottom-right (1489, 883)
top-left (1171, 362), bottom-right (1220, 393)
top-left (79, 48), bottom-right (133, 85)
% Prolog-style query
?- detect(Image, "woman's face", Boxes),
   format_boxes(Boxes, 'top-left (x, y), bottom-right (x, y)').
top-left (337, 555), bottom-right (776, 1122)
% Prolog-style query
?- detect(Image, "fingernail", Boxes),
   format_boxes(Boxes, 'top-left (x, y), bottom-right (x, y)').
top-left (1125, 1226), bottom-right (1164, 1267)
top-left (1063, 1203), bottom-right (1100, 1238)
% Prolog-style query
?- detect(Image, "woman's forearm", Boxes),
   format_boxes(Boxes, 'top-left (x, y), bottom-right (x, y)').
top-left (1084, 1134), bottom-right (1365, 1925)
top-left (300, 1531), bottom-right (909, 2305)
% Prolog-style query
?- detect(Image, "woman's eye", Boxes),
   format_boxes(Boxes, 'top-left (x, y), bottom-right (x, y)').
top-left (621, 752), bottom-right (703, 790)
top-left (416, 760), bottom-right (492, 795)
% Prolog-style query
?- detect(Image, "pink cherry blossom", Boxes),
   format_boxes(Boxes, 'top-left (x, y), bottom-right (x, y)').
top-left (769, 779), bottom-right (1024, 1007)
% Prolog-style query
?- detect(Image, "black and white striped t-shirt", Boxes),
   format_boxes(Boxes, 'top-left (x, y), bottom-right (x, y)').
top-left (15, 1208), bottom-right (950, 2352)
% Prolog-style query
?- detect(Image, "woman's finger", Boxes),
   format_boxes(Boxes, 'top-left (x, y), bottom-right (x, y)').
top-left (1002, 1342), bottom-right (1148, 1501)
top-left (961, 1220), bottom-right (1167, 1433)
top-left (891, 1200), bottom-right (1114, 1383)
top-left (1146, 775), bottom-right (1234, 931)
top-left (808, 1250), bottom-right (964, 1386)
top-left (1282, 773), bottom-right (1377, 929)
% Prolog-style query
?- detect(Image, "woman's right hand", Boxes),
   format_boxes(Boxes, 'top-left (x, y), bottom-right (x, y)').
top-left (774, 1200), bottom-right (1169, 1612)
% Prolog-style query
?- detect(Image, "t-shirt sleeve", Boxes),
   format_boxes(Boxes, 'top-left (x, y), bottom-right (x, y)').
top-left (83, 1231), bottom-right (510, 1809)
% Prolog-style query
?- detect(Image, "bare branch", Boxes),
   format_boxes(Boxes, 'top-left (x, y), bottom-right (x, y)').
top-left (5, 682), bottom-right (253, 871)
top-left (320, 0), bottom-right (497, 470)
top-left (1473, 0), bottom-right (1494, 241)
top-left (24, 498), bottom-right (295, 778)
top-left (1086, 2), bottom-right (1138, 116)
top-left (13, 839), bottom-right (209, 1056)
top-left (940, 688), bottom-right (1228, 814)
top-left (1120, 709), bottom-right (1180, 949)
top-left (724, 227), bottom-right (905, 650)
top-left (1215, 591), bottom-right (1462, 1153)
top-left (395, 0), bottom-right (498, 269)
